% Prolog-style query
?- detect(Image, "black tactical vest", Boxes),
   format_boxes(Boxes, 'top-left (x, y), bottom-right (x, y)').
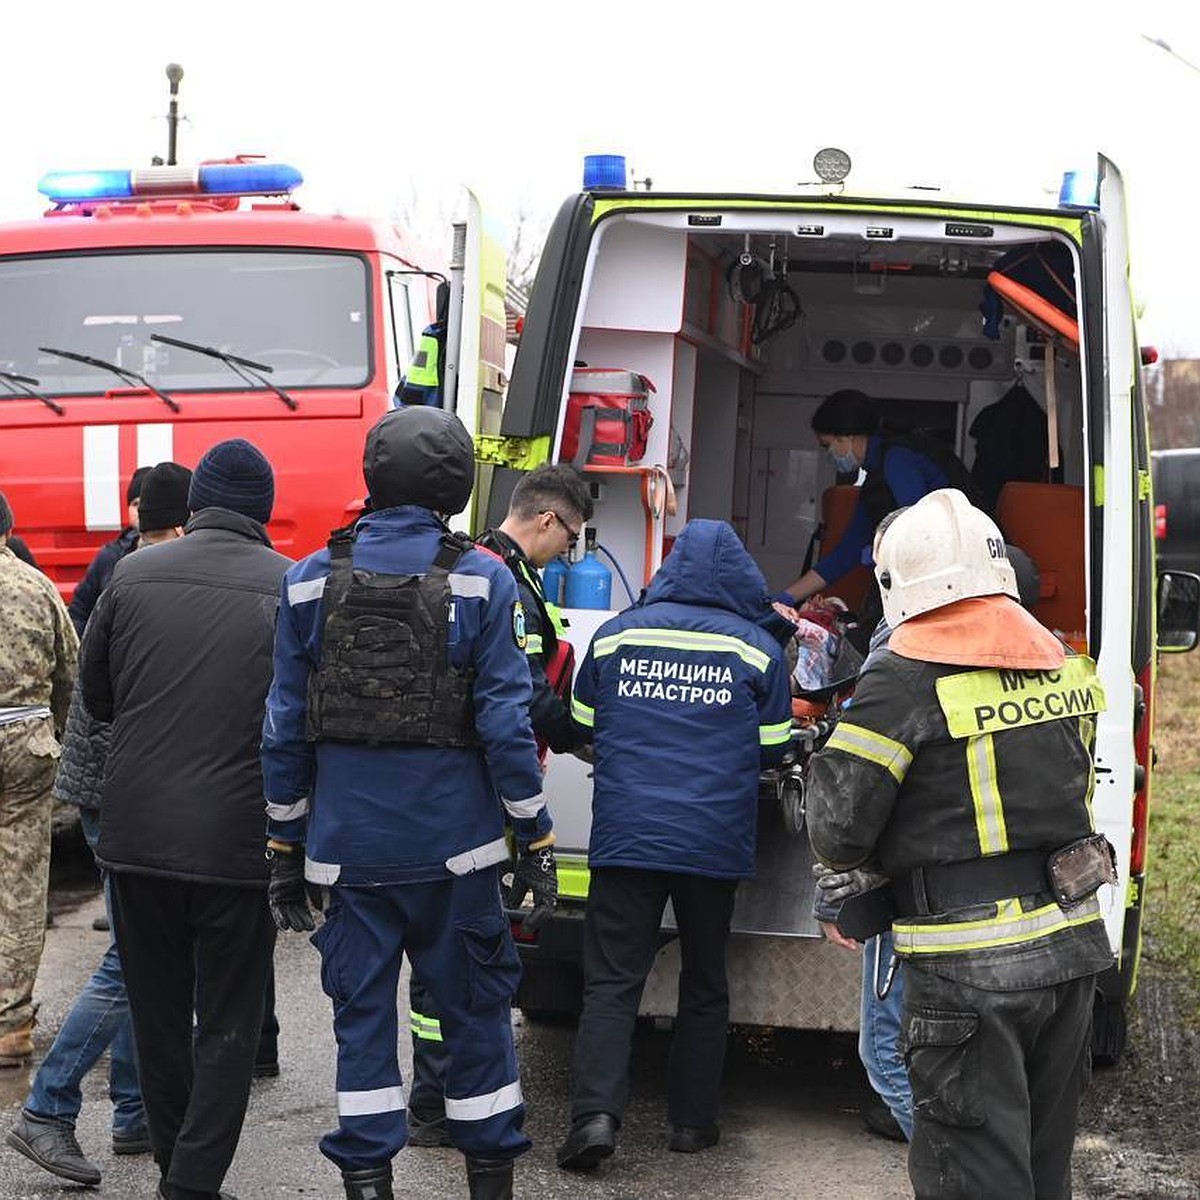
top-left (306, 528), bottom-right (480, 747)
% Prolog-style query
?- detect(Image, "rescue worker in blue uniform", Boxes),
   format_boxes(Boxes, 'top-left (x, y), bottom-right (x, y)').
top-left (261, 406), bottom-right (554, 1200)
top-left (806, 489), bottom-right (1115, 1200)
top-left (407, 462), bottom-right (594, 1148)
top-left (557, 518), bottom-right (793, 1171)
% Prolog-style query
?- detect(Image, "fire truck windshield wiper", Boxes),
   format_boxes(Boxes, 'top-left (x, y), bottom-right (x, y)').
top-left (150, 333), bottom-right (298, 411)
top-left (37, 346), bottom-right (181, 413)
top-left (0, 369), bottom-right (65, 416)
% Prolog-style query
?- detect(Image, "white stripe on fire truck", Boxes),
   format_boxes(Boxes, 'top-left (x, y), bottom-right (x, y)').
top-left (83, 425), bottom-right (122, 532)
top-left (137, 423), bottom-right (174, 469)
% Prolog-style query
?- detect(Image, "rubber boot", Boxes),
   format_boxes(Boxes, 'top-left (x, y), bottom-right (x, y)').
top-left (465, 1156), bottom-right (514, 1200)
top-left (341, 1163), bottom-right (394, 1200)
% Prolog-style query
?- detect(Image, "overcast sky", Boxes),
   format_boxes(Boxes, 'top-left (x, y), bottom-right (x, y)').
top-left (5, 1), bottom-right (1200, 354)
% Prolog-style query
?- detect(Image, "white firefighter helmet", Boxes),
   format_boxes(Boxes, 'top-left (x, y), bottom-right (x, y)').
top-left (874, 488), bottom-right (1019, 627)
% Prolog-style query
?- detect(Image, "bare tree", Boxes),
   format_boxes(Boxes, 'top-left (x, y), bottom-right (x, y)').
top-left (389, 185), bottom-right (547, 296)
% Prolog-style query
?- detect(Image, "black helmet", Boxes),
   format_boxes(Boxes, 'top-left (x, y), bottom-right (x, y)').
top-left (362, 406), bottom-right (475, 515)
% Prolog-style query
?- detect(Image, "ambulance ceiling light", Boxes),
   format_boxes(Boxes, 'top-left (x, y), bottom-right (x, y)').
top-left (38, 162), bottom-right (304, 204)
top-left (1057, 169), bottom-right (1099, 209)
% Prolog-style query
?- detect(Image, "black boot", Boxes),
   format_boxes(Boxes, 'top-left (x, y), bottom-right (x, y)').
top-left (465, 1156), bottom-right (513, 1200)
top-left (342, 1163), bottom-right (394, 1200)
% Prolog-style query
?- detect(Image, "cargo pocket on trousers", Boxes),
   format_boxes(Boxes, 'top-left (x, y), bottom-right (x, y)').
top-left (311, 902), bottom-right (350, 1007)
top-left (901, 1007), bottom-right (985, 1128)
top-left (457, 911), bottom-right (522, 1014)
top-left (26, 721), bottom-right (61, 760)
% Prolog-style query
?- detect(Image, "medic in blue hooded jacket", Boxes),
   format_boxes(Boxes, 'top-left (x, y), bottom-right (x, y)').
top-left (572, 519), bottom-right (793, 879)
top-left (555, 519), bottom-right (794, 1172)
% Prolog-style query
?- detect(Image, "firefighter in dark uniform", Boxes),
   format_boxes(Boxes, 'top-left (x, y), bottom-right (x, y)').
top-left (261, 406), bottom-right (554, 1200)
top-left (807, 488), bottom-right (1115, 1200)
top-left (407, 462), bottom-right (594, 1148)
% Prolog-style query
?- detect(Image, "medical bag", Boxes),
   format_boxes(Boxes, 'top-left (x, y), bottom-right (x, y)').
top-left (561, 368), bottom-right (655, 467)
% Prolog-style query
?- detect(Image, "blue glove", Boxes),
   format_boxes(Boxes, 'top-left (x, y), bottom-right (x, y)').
top-left (772, 590), bottom-right (799, 607)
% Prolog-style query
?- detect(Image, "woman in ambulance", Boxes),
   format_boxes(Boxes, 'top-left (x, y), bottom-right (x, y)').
top-left (777, 390), bottom-right (976, 635)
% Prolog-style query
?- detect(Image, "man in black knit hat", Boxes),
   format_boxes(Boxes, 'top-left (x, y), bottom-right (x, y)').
top-left (80, 439), bottom-right (290, 1200)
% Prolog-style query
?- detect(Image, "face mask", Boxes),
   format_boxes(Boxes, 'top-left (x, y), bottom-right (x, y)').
top-left (828, 447), bottom-right (859, 474)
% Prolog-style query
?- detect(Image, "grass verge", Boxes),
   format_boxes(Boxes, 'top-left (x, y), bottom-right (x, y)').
top-left (1143, 650), bottom-right (1200, 1012)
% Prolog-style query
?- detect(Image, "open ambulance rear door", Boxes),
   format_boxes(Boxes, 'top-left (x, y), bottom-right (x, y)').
top-left (1086, 153), bottom-right (1154, 1061)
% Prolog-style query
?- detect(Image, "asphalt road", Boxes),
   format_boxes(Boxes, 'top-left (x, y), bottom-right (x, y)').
top-left (0, 881), bottom-right (912, 1199)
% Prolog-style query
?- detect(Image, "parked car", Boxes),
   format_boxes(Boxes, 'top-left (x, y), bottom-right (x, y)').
top-left (1152, 449), bottom-right (1200, 574)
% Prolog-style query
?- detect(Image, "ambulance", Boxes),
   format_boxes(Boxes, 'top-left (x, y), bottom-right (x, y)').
top-left (484, 150), bottom-right (1200, 1061)
top-left (0, 158), bottom-right (509, 593)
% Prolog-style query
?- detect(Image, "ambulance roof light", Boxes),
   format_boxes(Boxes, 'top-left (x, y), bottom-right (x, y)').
top-left (38, 162), bottom-right (304, 204)
top-left (1058, 169), bottom-right (1099, 210)
top-left (583, 154), bottom-right (628, 191)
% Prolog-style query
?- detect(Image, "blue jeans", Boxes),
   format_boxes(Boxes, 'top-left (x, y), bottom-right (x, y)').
top-left (858, 930), bottom-right (913, 1140)
top-left (26, 809), bottom-right (144, 1133)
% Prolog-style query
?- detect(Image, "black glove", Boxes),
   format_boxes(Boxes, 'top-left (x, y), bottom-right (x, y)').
top-left (267, 845), bottom-right (316, 933)
top-left (506, 837), bottom-right (558, 933)
top-left (813, 862), bottom-right (890, 905)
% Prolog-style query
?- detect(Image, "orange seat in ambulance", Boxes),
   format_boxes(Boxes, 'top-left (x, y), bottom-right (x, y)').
top-left (995, 481), bottom-right (1086, 645)
top-left (819, 484), bottom-right (873, 613)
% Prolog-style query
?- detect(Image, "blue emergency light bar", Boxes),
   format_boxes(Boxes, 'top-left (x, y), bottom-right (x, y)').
top-left (1058, 169), bottom-right (1100, 210)
top-left (38, 162), bottom-right (304, 204)
top-left (583, 154), bottom-right (628, 190)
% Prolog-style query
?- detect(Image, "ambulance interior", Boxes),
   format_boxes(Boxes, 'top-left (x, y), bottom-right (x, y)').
top-left (545, 207), bottom-right (1089, 917)
top-left (556, 209), bottom-right (1087, 646)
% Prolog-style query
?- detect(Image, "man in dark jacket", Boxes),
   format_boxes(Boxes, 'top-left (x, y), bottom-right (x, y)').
top-left (68, 465), bottom-right (151, 636)
top-left (80, 440), bottom-right (291, 1200)
top-left (557, 519), bottom-right (792, 1171)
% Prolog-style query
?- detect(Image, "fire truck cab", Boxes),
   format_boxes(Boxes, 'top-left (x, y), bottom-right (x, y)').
top-left (0, 159), bottom-right (508, 588)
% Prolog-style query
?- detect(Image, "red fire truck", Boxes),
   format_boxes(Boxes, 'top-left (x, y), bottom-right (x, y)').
top-left (0, 158), bottom-right (510, 595)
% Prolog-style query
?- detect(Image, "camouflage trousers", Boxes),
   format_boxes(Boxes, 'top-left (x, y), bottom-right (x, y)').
top-left (0, 717), bottom-right (59, 1036)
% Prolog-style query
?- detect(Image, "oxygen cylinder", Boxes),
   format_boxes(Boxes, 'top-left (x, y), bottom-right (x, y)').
top-left (541, 555), bottom-right (569, 607)
top-left (564, 528), bottom-right (612, 610)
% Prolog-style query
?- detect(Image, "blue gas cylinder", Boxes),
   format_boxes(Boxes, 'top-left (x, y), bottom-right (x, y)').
top-left (565, 530), bottom-right (612, 610)
top-left (542, 556), bottom-right (569, 607)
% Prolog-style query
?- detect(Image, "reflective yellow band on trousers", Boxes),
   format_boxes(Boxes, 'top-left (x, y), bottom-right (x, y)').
top-left (893, 894), bottom-right (1102, 955)
top-left (824, 722), bottom-right (913, 782)
top-left (936, 656), bottom-right (1106, 738)
top-left (409, 1010), bottom-right (443, 1042)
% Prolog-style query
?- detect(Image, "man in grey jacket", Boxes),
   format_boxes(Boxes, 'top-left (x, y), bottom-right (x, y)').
top-left (80, 441), bottom-right (291, 1200)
